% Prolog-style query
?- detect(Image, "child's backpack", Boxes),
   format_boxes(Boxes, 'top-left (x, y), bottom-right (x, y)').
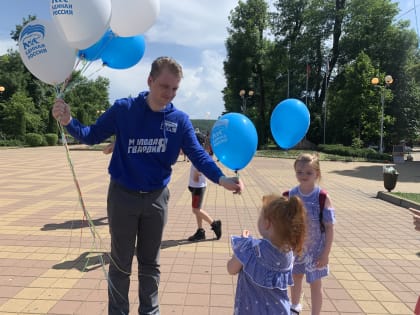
top-left (282, 189), bottom-right (327, 233)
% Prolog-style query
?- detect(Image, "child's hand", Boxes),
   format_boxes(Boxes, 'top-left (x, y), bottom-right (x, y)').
top-left (242, 230), bottom-right (250, 238)
top-left (316, 253), bottom-right (329, 268)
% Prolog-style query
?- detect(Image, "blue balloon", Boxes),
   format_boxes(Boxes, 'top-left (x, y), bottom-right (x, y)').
top-left (78, 29), bottom-right (114, 61)
top-left (270, 98), bottom-right (310, 149)
top-left (210, 113), bottom-right (258, 171)
top-left (101, 34), bottom-right (146, 69)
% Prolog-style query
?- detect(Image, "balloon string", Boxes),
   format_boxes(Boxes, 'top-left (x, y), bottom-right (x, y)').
top-left (56, 121), bottom-right (131, 276)
top-left (55, 58), bottom-right (80, 98)
top-left (56, 120), bottom-right (99, 242)
top-left (78, 31), bottom-right (115, 74)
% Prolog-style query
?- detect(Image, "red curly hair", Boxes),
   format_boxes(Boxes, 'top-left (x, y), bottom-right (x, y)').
top-left (262, 194), bottom-right (307, 255)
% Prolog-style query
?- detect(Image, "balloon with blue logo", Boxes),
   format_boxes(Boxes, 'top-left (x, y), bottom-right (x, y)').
top-left (210, 113), bottom-right (258, 171)
top-left (270, 98), bottom-right (310, 149)
top-left (18, 19), bottom-right (76, 85)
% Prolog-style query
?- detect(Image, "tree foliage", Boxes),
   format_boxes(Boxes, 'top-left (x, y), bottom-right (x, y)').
top-left (223, 0), bottom-right (420, 150)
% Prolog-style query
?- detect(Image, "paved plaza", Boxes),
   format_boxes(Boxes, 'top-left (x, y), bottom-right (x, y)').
top-left (0, 146), bottom-right (419, 314)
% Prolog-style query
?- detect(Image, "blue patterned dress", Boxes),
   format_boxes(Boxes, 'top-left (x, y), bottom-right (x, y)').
top-left (288, 186), bottom-right (336, 283)
top-left (231, 236), bottom-right (294, 315)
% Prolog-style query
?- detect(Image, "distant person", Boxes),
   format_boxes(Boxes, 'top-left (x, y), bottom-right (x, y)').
top-left (179, 148), bottom-right (188, 162)
top-left (187, 132), bottom-right (221, 241)
top-left (227, 194), bottom-right (307, 315)
top-left (52, 56), bottom-right (244, 315)
top-left (284, 153), bottom-right (336, 315)
top-left (204, 131), bottom-right (214, 156)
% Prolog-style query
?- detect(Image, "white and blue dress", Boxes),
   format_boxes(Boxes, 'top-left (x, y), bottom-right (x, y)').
top-left (231, 236), bottom-right (294, 315)
top-left (288, 186), bottom-right (336, 283)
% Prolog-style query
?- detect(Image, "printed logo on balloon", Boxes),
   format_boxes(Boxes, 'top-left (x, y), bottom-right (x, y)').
top-left (270, 98), bottom-right (310, 149)
top-left (18, 19), bottom-right (76, 86)
top-left (210, 113), bottom-right (258, 172)
top-left (50, 0), bottom-right (112, 50)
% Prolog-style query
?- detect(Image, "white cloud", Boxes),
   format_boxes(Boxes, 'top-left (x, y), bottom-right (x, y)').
top-left (88, 49), bottom-right (227, 119)
top-left (146, 0), bottom-right (237, 47)
top-left (0, 38), bottom-right (16, 55)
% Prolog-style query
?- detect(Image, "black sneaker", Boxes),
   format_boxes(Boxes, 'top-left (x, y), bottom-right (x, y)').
top-left (211, 220), bottom-right (222, 240)
top-left (188, 228), bottom-right (206, 241)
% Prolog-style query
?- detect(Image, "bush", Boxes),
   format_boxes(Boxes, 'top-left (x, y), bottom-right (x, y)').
top-left (44, 133), bottom-right (58, 146)
top-left (317, 144), bottom-right (391, 161)
top-left (0, 139), bottom-right (24, 147)
top-left (25, 133), bottom-right (44, 147)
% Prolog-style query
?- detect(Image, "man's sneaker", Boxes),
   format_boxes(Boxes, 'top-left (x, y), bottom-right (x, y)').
top-left (211, 220), bottom-right (222, 240)
top-left (188, 228), bottom-right (205, 241)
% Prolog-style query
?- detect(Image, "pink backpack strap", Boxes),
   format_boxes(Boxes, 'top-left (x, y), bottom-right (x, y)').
top-left (319, 189), bottom-right (327, 210)
top-left (319, 189), bottom-right (328, 233)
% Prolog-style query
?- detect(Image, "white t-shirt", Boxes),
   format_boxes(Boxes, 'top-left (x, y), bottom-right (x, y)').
top-left (189, 164), bottom-right (207, 188)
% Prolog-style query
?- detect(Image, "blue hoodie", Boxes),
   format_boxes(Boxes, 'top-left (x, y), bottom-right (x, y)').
top-left (65, 91), bottom-right (223, 191)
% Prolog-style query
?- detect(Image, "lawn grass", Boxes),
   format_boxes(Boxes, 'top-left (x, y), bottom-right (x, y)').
top-left (256, 149), bottom-right (375, 162)
top-left (390, 192), bottom-right (420, 204)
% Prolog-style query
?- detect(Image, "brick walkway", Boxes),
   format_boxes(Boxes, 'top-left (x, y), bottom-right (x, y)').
top-left (0, 146), bottom-right (419, 314)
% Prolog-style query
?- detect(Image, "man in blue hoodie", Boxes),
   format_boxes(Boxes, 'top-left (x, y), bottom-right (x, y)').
top-left (52, 56), bottom-right (243, 315)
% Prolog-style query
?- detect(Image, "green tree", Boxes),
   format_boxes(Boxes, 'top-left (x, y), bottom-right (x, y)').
top-left (223, 0), bottom-right (272, 146)
top-left (339, 0), bottom-right (420, 149)
top-left (327, 52), bottom-right (392, 146)
top-left (63, 71), bottom-right (110, 125)
top-left (0, 91), bottom-right (33, 138)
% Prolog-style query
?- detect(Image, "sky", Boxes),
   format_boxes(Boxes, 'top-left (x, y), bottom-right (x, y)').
top-left (0, 0), bottom-right (419, 120)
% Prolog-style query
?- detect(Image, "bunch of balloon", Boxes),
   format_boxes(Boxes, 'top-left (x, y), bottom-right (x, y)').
top-left (210, 113), bottom-right (258, 174)
top-left (50, 0), bottom-right (158, 72)
top-left (18, 0), bottom-right (161, 92)
top-left (270, 98), bottom-right (310, 149)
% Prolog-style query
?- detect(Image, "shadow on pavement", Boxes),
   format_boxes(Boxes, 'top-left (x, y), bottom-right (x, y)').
top-left (53, 251), bottom-right (110, 272)
top-left (41, 216), bottom-right (108, 231)
top-left (161, 238), bottom-right (216, 249)
top-left (332, 162), bottom-right (420, 183)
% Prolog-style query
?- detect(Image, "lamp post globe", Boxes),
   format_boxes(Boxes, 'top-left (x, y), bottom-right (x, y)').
top-left (239, 89), bottom-right (254, 114)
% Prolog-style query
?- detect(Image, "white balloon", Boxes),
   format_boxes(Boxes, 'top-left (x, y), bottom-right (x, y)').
top-left (51, 0), bottom-right (112, 49)
top-left (19, 19), bottom-right (76, 85)
top-left (110, 0), bottom-right (160, 37)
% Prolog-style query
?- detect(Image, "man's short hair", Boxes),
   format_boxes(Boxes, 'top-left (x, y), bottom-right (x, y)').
top-left (150, 56), bottom-right (183, 79)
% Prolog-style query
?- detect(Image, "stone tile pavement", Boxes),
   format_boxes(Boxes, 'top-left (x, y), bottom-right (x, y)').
top-left (0, 146), bottom-right (419, 314)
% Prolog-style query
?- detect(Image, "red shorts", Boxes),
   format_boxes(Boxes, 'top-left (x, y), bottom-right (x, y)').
top-left (188, 186), bottom-right (206, 209)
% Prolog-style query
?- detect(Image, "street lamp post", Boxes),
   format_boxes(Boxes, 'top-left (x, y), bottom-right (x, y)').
top-left (0, 86), bottom-right (5, 100)
top-left (239, 89), bottom-right (254, 114)
top-left (371, 75), bottom-right (393, 154)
